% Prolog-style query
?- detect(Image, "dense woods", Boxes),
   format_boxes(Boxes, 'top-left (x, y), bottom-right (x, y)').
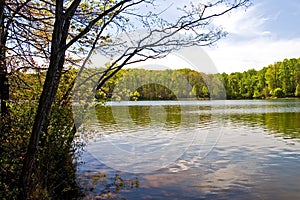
top-left (9, 56), bottom-right (300, 103)
top-left (95, 57), bottom-right (300, 101)
top-left (223, 58), bottom-right (300, 99)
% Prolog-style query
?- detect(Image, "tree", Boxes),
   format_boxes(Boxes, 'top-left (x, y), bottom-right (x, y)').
top-left (0, 0), bottom-right (33, 116)
top-left (14, 0), bottom-right (251, 198)
top-left (265, 62), bottom-right (280, 94)
top-left (227, 72), bottom-right (242, 99)
top-left (295, 84), bottom-right (300, 97)
top-left (279, 59), bottom-right (294, 96)
top-left (0, 0), bottom-right (9, 115)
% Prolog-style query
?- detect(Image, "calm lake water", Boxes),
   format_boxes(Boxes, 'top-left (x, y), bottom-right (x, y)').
top-left (77, 99), bottom-right (300, 199)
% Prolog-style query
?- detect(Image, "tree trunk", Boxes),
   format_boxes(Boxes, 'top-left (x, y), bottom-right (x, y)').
top-left (0, 1), bottom-right (9, 169)
top-left (0, 0), bottom-right (8, 116)
top-left (18, 1), bottom-right (71, 198)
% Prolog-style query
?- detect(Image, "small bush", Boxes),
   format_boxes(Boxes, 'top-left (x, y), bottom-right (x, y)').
top-left (273, 87), bottom-right (284, 98)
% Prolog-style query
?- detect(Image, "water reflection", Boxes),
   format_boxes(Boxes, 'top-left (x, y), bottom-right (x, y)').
top-left (82, 102), bottom-right (217, 173)
top-left (78, 100), bottom-right (300, 199)
top-left (227, 111), bottom-right (300, 140)
top-left (92, 100), bottom-right (300, 140)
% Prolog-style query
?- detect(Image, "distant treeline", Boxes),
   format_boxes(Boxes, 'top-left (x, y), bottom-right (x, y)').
top-left (11, 57), bottom-right (300, 101)
top-left (96, 57), bottom-right (300, 101)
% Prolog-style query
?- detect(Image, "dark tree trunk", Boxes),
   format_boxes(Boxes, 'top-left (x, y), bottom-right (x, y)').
top-left (0, 0), bottom-right (8, 174)
top-left (0, 0), bottom-right (8, 116)
top-left (0, 45), bottom-right (8, 116)
top-left (18, 0), bottom-right (77, 198)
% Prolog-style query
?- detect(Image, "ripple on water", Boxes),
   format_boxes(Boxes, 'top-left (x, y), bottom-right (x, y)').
top-left (77, 100), bottom-right (300, 199)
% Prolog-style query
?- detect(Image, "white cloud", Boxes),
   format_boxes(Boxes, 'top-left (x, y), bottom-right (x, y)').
top-left (212, 4), bottom-right (271, 38)
top-left (124, 47), bottom-right (218, 74)
top-left (204, 37), bottom-right (300, 73)
top-left (200, 3), bottom-right (300, 73)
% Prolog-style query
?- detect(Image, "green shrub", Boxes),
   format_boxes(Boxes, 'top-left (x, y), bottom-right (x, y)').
top-left (0, 102), bottom-right (83, 199)
top-left (273, 87), bottom-right (284, 98)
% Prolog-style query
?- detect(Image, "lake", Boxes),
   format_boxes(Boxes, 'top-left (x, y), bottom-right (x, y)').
top-left (76, 99), bottom-right (300, 199)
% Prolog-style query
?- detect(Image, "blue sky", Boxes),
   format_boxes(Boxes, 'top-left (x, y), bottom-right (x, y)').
top-left (203, 0), bottom-right (300, 73)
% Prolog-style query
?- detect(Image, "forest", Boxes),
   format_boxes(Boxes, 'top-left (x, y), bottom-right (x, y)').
top-left (12, 57), bottom-right (300, 103)
top-left (95, 57), bottom-right (300, 101)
